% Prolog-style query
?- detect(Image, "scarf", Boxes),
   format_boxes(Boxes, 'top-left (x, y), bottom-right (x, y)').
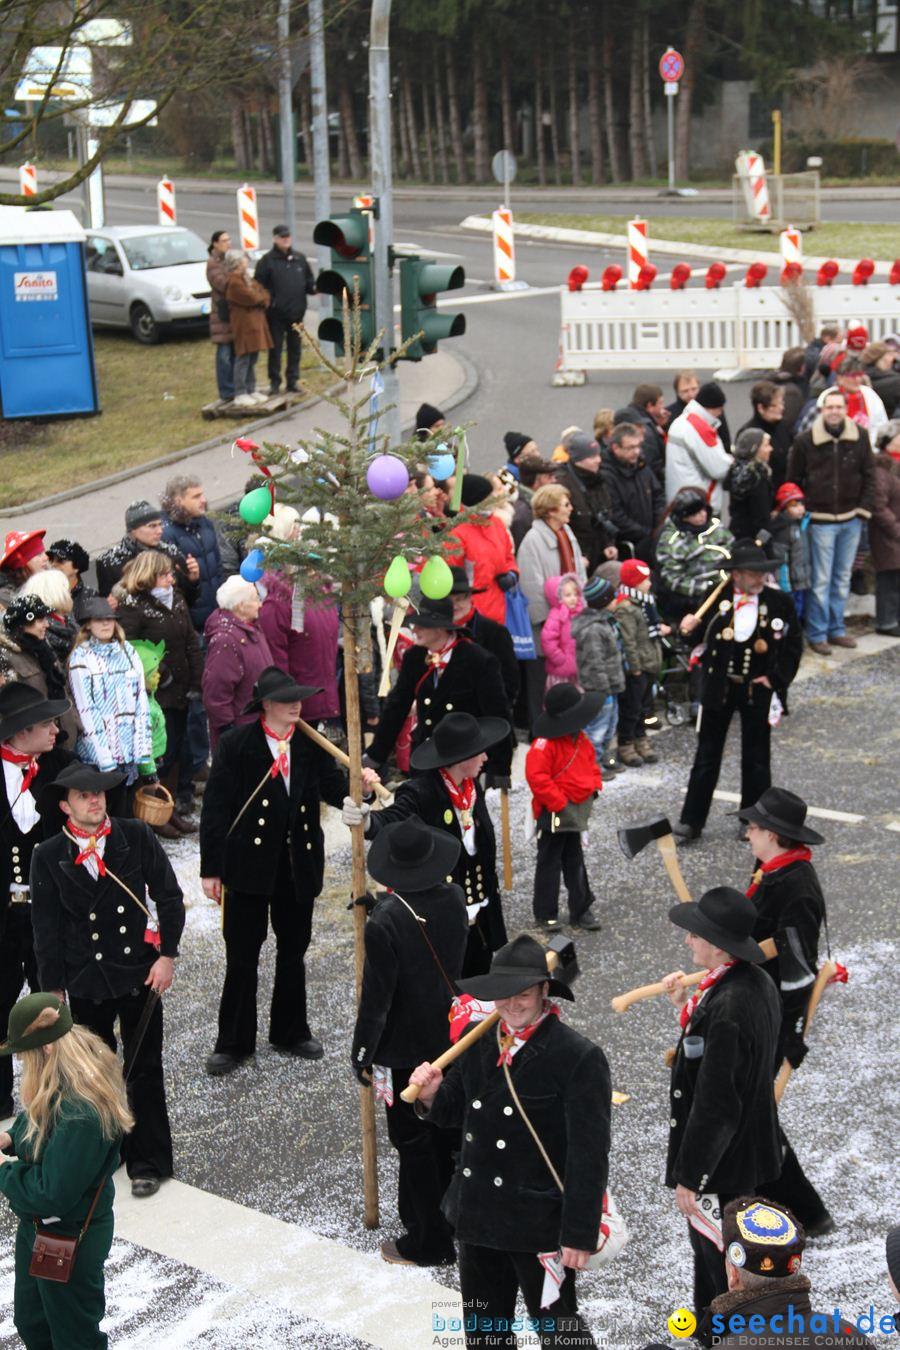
top-left (496, 1001), bottom-right (560, 1066)
top-left (16, 633), bottom-right (67, 703)
top-left (64, 817), bottom-right (112, 876)
top-left (679, 962), bottom-right (734, 1033)
top-left (151, 585), bottom-right (174, 609)
top-left (554, 527), bottom-right (577, 577)
top-left (438, 769), bottom-right (475, 832)
top-left (616, 584), bottom-right (662, 639)
top-left (746, 846), bottom-right (813, 899)
top-left (844, 390), bottom-right (866, 425)
top-left (261, 720), bottom-right (293, 779)
top-left (1, 745), bottom-right (39, 794)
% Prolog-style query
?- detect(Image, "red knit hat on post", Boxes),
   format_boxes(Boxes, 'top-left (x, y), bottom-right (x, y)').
top-left (620, 559), bottom-right (652, 588)
top-left (775, 482), bottom-right (805, 511)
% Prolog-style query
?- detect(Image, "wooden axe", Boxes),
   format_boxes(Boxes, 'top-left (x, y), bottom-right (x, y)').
top-left (611, 938), bottom-right (778, 1013)
top-left (296, 718), bottom-right (393, 803)
top-left (774, 959), bottom-right (837, 1104)
top-left (399, 934), bottom-right (578, 1103)
top-left (617, 815), bottom-right (692, 903)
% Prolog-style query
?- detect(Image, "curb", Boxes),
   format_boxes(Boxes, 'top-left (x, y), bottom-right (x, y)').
top-left (459, 215), bottom-right (896, 275)
top-left (2, 350), bottom-right (478, 517)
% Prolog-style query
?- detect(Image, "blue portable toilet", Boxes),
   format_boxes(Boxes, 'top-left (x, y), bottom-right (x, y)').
top-left (0, 206), bottom-right (99, 419)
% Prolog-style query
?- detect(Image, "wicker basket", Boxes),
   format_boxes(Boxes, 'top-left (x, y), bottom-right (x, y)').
top-left (133, 783), bottom-right (175, 827)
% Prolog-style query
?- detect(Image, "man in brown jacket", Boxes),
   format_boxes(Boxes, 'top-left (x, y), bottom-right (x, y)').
top-left (787, 389), bottom-right (875, 654)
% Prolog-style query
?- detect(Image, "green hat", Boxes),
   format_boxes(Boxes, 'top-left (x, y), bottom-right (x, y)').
top-left (0, 993), bottom-right (73, 1056)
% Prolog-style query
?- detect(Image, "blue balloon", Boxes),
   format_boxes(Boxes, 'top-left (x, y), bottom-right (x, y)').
top-left (240, 548), bottom-right (265, 583)
top-left (428, 449), bottom-right (456, 481)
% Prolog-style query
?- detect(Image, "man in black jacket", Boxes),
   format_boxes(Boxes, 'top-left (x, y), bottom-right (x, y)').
top-left (662, 887), bottom-right (782, 1317)
top-left (674, 541), bottom-right (803, 842)
top-left (365, 598), bottom-right (512, 780)
top-left (616, 383), bottom-right (668, 483)
top-left (254, 224), bottom-right (316, 394)
top-left (347, 713), bottom-right (510, 975)
top-left (448, 567), bottom-right (520, 712)
top-left (95, 499), bottom-right (200, 607)
top-left (351, 819), bottom-right (468, 1268)
top-left (410, 934), bottom-right (609, 1350)
top-left (600, 422), bottom-right (665, 562)
top-left (0, 684), bottom-right (74, 1117)
top-left (200, 667), bottom-right (378, 1076)
top-left (735, 379), bottom-right (791, 490)
top-left (30, 763), bottom-right (185, 1197)
top-left (554, 433), bottom-right (617, 573)
top-left (740, 788), bottom-right (833, 1236)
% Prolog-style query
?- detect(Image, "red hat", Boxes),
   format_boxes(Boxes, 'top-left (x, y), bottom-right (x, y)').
top-left (775, 482), bottom-right (805, 510)
top-left (0, 529), bottom-right (46, 572)
top-left (845, 321), bottom-right (868, 351)
top-left (620, 559), bottom-right (651, 588)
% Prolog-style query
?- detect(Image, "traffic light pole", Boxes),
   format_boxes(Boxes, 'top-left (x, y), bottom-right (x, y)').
top-left (369, 0), bottom-right (401, 447)
top-left (309, 0), bottom-right (332, 357)
top-left (277, 0), bottom-right (296, 240)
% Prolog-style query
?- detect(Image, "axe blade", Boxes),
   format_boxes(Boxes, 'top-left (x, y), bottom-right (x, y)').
top-left (545, 933), bottom-right (579, 986)
top-left (617, 815), bottom-right (674, 861)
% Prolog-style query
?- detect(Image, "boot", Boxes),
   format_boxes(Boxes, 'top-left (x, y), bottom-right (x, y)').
top-left (161, 767), bottom-right (198, 834)
top-left (617, 742), bottom-right (644, 767)
top-left (634, 736), bottom-right (658, 764)
top-left (153, 821), bottom-right (181, 841)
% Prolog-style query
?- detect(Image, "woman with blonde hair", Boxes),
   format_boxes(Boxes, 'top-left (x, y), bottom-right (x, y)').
top-left (0, 992), bottom-right (133, 1350)
top-left (67, 597), bottom-right (154, 811)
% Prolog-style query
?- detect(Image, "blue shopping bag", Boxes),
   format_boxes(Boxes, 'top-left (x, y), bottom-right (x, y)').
top-left (505, 584), bottom-right (536, 661)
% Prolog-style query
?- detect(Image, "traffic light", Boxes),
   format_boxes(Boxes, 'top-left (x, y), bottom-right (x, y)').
top-left (398, 255), bottom-right (465, 360)
top-left (312, 208), bottom-right (376, 355)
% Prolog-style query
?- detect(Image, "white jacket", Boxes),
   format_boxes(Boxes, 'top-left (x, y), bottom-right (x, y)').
top-left (665, 400), bottom-right (733, 514)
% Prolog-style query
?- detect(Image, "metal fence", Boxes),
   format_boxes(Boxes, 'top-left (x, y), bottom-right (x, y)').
top-left (732, 171), bottom-right (821, 230)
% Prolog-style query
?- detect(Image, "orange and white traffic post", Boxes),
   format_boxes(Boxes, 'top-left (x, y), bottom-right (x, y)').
top-left (19, 163), bottom-right (37, 198)
top-left (628, 218), bottom-right (649, 289)
top-left (237, 183), bottom-right (259, 252)
top-left (157, 175), bottom-right (176, 226)
top-left (779, 224), bottom-right (802, 269)
top-left (735, 151), bottom-right (771, 222)
top-left (492, 206), bottom-right (516, 287)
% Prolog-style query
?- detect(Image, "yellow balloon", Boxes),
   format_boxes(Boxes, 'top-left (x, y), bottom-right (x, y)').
top-left (384, 554), bottom-right (412, 598)
top-left (419, 554), bottom-right (453, 599)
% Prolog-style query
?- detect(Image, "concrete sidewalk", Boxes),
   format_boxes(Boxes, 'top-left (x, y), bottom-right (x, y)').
top-left (5, 349), bottom-right (475, 551)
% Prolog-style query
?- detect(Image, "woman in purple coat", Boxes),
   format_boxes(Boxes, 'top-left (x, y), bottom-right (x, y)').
top-left (202, 576), bottom-right (272, 749)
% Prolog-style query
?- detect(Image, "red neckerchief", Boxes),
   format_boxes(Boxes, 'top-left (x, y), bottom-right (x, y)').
top-left (1, 745), bottom-right (39, 794)
top-left (261, 720), bottom-right (293, 779)
top-left (497, 1001), bottom-right (560, 1066)
top-left (734, 587), bottom-right (757, 611)
top-left (439, 769), bottom-right (476, 831)
top-left (845, 390), bottom-right (865, 423)
top-left (413, 636), bottom-right (461, 695)
top-left (64, 817), bottom-right (112, 876)
top-left (680, 962), bottom-right (734, 1032)
top-left (746, 846), bottom-right (812, 898)
top-left (686, 412), bottom-right (719, 447)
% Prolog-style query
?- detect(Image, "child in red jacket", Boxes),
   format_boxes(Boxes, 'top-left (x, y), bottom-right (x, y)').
top-left (525, 683), bottom-right (603, 932)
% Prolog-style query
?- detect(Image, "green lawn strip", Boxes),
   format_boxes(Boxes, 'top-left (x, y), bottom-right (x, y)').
top-left (517, 213), bottom-right (900, 259)
top-left (1, 333), bottom-right (331, 507)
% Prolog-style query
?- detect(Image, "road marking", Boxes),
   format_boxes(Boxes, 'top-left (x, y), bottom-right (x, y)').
top-left (712, 789), bottom-right (865, 824)
top-left (113, 1170), bottom-right (459, 1350)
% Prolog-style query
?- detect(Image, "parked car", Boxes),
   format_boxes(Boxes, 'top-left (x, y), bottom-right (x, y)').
top-left (84, 225), bottom-right (213, 344)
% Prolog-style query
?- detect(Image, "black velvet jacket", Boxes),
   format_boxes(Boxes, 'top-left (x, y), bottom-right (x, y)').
top-left (751, 858), bottom-right (826, 1065)
top-left (30, 818), bottom-right (185, 1001)
top-left (1, 744), bottom-right (73, 925)
top-left (698, 583), bottom-right (802, 711)
top-left (666, 962), bottom-right (781, 1195)
top-left (352, 882), bottom-right (468, 1071)
top-left (427, 1015), bottom-right (611, 1252)
top-left (199, 720), bottom-right (347, 898)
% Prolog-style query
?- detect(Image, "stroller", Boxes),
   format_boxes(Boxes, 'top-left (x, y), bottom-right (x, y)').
top-left (654, 632), bottom-right (694, 726)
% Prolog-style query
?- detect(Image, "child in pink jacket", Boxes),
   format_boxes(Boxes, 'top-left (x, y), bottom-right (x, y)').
top-left (542, 572), bottom-right (584, 689)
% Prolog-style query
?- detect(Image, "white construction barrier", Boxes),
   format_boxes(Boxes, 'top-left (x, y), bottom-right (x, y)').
top-left (19, 163), bottom-right (37, 198)
top-left (554, 282), bottom-right (900, 379)
top-left (237, 182), bottom-right (259, 251)
top-left (157, 176), bottom-right (176, 226)
top-left (628, 218), bottom-right (648, 289)
top-left (780, 226), bottom-right (802, 267)
top-left (735, 151), bottom-right (770, 222)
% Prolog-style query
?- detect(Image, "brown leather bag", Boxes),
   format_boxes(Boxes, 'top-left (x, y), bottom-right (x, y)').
top-left (29, 1179), bottom-right (106, 1283)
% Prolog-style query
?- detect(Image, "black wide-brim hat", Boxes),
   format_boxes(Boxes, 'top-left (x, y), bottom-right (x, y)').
top-left (533, 682), bottom-right (603, 740)
top-left (737, 787), bottom-right (825, 846)
top-left (410, 712), bottom-right (510, 771)
top-left (458, 934), bottom-right (575, 1002)
top-left (367, 817), bottom-right (461, 893)
top-left (407, 596), bottom-right (467, 630)
top-left (669, 887), bottom-right (767, 964)
top-left (727, 539), bottom-right (771, 571)
top-left (0, 682), bottom-right (71, 742)
top-left (242, 665), bottom-right (323, 715)
top-left (448, 566), bottom-right (486, 596)
top-left (35, 762), bottom-right (125, 816)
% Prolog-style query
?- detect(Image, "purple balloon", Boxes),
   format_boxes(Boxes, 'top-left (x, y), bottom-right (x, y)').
top-left (366, 454), bottom-right (409, 501)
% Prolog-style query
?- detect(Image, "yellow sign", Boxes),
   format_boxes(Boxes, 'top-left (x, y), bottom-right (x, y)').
top-left (668, 1308), bottom-right (697, 1339)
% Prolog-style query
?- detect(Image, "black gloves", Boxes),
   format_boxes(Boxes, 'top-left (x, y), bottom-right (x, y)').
top-left (484, 773), bottom-right (511, 791)
top-left (494, 571), bottom-right (517, 592)
top-left (352, 1059), bottom-right (373, 1086)
top-left (784, 1037), bottom-right (808, 1069)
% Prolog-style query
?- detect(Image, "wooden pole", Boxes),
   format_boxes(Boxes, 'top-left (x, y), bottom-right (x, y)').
top-left (500, 789), bottom-right (513, 890)
top-left (343, 603), bottom-right (379, 1229)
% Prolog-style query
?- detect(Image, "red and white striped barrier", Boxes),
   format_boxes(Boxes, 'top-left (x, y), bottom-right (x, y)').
top-left (735, 151), bottom-right (771, 222)
top-left (492, 207), bottom-right (515, 285)
top-left (157, 176), bottom-right (176, 227)
top-left (19, 163), bottom-right (37, 198)
top-left (237, 182), bottom-right (259, 251)
top-left (628, 218), bottom-right (648, 289)
top-left (779, 226), bottom-right (802, 269)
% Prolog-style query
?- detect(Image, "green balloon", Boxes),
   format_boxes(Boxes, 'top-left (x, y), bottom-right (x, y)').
top-left (384, 554), bottom-right (412, 599)
top-left (419, 554), bottom-right (453, 600)
top-left (239, 486), bottom-right (272, 525)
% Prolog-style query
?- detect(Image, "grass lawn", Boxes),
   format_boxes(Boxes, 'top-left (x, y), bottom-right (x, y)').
top-left (0, 332), bottom-right (332, 507)
top-left (517, 213), bottom-right (900, 259)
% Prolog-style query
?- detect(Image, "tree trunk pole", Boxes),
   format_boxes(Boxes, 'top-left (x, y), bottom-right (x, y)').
top-left (343, 603), bottom-right (379, 1230)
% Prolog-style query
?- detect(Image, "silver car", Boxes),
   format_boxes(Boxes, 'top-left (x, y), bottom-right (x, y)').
top-left (84, 225), bottom-right (212, 343)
